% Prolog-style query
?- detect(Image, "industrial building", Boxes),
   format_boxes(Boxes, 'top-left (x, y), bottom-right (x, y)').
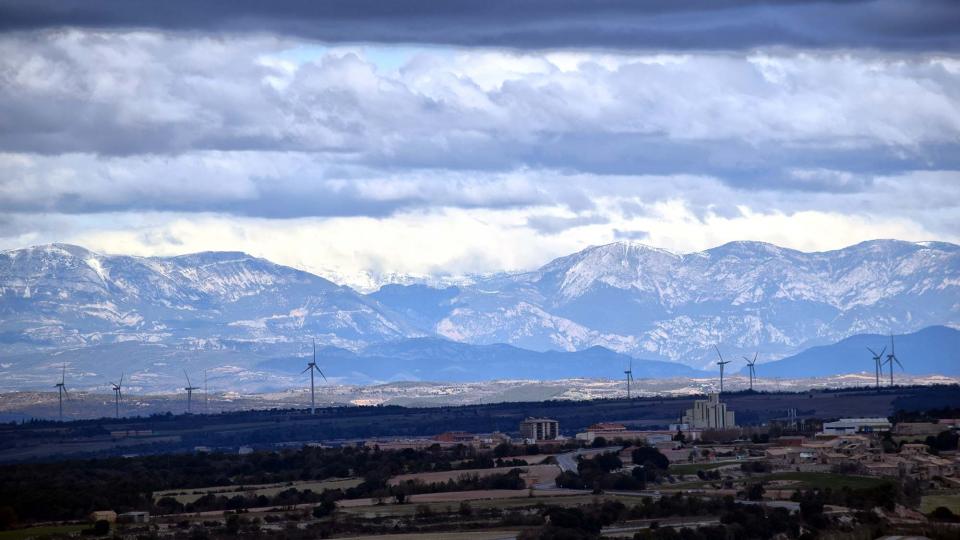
top-left (575, 423), bottom-right (695, 445)
top-left (519, 417), bottom-right (559, 441)
top-left (682, 393), bottom-right (736, 429)
top-left (820, 418), bottom-right (892, 435)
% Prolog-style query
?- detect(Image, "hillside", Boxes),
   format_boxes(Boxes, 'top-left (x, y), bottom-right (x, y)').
top-left (753, 325), bottom-right (960, 378)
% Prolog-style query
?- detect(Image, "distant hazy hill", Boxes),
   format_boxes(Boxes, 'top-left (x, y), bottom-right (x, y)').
top-left (257, 338), bottom-right (704, 383)
top-left (751, 326), bottom-right (960, 378)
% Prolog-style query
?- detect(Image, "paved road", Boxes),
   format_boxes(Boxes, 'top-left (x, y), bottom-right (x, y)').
top-left (604, 517), bottom-right (722, 535)
top-left (555, 446), bottom-right (624, 473)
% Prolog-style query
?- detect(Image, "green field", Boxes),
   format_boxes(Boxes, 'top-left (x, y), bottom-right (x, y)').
top-left (763, 472), bottom-right (891, 490)
top-left (0, 525), bottom-right (86, 540)
top-left (921, 493), bottom-right (960, 514)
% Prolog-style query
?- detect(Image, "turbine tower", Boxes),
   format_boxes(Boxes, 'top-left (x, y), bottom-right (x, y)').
top-left (624, 360), bottom-right (634, 399)
top-left (866, 346), bottom-right (886, 390)
top-left (742, 352), bottom-right (758, 391)
top-left (183, 370), bottom-right (199, 413)
top-left (110, 372), bottom-right (124, 419)
top-left (885, 335), bottom-right (903, 386)
top-left (714, 346), bottom-right (731, 394)
top-left (54, 364), bottom-right (68, 421)
top-left (303, 339), bottom-right (327, 414)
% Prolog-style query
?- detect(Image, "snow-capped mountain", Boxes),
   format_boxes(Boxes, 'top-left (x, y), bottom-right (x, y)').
top-left (376, 239), bottom-right (960, 368)
top-left (0, 239), bottom-right (957, 379)
top-left (0, 243), bottom-right (421, 352)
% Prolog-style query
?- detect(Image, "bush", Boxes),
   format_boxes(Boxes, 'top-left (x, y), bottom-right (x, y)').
top-left (311, 500), bottom-right (335, 519)
top-left (632, 447), bottom-right (669, 470)
top-left (929, 506), bottom-right (959, 522)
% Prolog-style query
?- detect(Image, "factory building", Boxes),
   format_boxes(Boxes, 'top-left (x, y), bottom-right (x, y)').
top-left (519, 417), bottom-right (559, 441)
top-left (820, 418), bottom-right (892, 435)
top-left (682, 393), bottom-right (736, 429)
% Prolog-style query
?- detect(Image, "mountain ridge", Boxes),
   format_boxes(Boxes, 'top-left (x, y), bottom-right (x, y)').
top-left (1, 239), bottom-right (957, 374)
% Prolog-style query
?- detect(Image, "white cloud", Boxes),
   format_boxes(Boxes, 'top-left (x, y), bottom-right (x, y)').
top-left (2, 30), bottom-right (959, 284)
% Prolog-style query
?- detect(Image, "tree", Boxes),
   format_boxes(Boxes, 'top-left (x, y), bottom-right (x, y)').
top-left (556, 470), bottom-right (586, 489)
top-left (746, 482), bottom-right (765, 501)
top-left (0, 507), bottom-right (16, 530)
top-left (929, 506), bottom-right (958, 522)
top-left (92, 520), bottom-right (110, 535)
top-left (312, 500), bottom-right (335, 519)
top-left (632, 447), bottom-right (669, 470)
top-left (494, 442), bottom-right (513, 458)
top-left (225, 514), bottom-right (240, 535)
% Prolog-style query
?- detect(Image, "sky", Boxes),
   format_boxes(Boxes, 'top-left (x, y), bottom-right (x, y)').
top-left (1, 0), bottom-right (959, 290)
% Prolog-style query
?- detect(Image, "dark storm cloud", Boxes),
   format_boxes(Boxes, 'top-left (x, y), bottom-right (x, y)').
top-left (0, 0), bottom-right (958, 51)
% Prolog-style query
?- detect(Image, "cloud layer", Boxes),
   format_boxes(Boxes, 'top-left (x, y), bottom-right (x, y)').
top-left (1, 19), bottom-right (959, 288)
top-left (2, 0), bottom-right (959, 51)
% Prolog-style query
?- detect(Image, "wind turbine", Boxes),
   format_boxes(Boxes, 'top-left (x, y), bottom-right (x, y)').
top-left (742, 352), bottom-right (758, 391)
top-left (303, 339), bottom-right (327, 414)
top-left (714, 346), bottom-right (731, 394)
top-left (885, 335), bottom-right (903, 386)
top-left (866, 346), bottom-right (886, 390)
top-left (110, 373), bottom-right (123, 418)
top-left (624, 360), bottom-right (634, 399)
top-left (54, 364), bottom-right (68, 421)
top-left (183, 370), bottom-right (199, 413)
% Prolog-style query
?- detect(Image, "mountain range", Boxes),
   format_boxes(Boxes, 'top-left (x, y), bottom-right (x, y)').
top-left (0, 239), bottom-right (957, 390)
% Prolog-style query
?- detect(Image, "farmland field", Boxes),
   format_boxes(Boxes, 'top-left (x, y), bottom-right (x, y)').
top-left (388, 464), bottom-right (560, 487)
top-left (668, 461), bottom-right (742, 475)
top-left (154, 477), bottom-right (363, 503)
top-left (339, 492), bottom-right (645, 518)
top-left (0, 525), bottom-right (86, 540)
top-left (337, 532), bottom-right (520, 540)
top-left (762, 472), bottom-right (891, 490)
top-left (920, 493), bottom-right (960, 514)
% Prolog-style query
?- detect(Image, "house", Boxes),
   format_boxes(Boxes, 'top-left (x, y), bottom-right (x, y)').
top-left (117, 511), bottom-right (150, 524)
top-left (89, 510), bottom-right (117, 523)
top-left (894, 423), bottom-right (945, 437)
top-left (434, 431), bottom-right (476, 443)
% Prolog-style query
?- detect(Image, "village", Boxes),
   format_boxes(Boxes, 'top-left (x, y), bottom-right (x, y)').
top-left (4, 392), bottom-right (960, 540)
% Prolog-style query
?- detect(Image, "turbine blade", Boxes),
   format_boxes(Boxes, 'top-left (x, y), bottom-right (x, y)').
top-left (301, 365), bottom-right (311, 374)
top-left (119, 372), bottom-right (123, 386)
top-left (713, 345), bottom-right (723, 362)
top-left (184, 369), bottom-right (192, 387)
top-left (879, 346), bottom-right (886, 358)
top-left (317, 367), bottom-right (328, 382)
top-left (894, 357), bottom-right (904, 370)
top-left (866, 346), bottom-right (877, 357)
top-left (753, 351), bottom-right (758, 363)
